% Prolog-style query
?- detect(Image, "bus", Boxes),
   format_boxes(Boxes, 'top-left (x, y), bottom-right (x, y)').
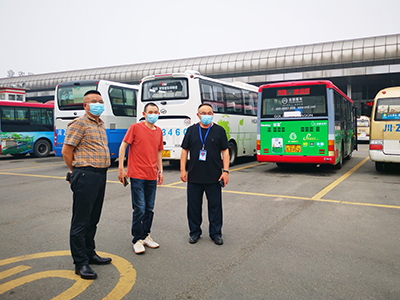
top-left (369, 86), bottom-right (400, 172)
top-left (138, 70), bottom-right (259, 165)
top-left (0, 100), bottom-right (54, 157)
top-left (357, 115), bottom-right (370, 142)
top-left (257, 80), bottom-right (357, 169)
top-left (54, 80), bottom-right (138, 161)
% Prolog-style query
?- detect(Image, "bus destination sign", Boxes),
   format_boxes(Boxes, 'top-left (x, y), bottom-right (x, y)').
top-left (277, 88), bottom-right (310, 96)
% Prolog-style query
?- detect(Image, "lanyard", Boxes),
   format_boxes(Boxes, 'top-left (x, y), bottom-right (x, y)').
top-left (199, 123), bottom-right (211, 150)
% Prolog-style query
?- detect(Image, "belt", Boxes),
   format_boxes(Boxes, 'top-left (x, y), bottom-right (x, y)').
top-left (74, 166), bottom-right (108, 174)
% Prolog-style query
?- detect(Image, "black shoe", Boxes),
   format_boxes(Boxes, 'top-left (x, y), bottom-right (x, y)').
top-left (89, 254), bottom-right (112, 265)
top-left (75, 265), bottom-right (97, 279)
top-left (189, 235), bottom-right (200, 244)
top-left (211, 236), bottom-right (223, 245)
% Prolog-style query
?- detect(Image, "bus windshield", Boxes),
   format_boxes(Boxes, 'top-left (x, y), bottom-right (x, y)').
top-left (261, 85), bottom-right (327, 118)
top-left (142, 78), bottom-right (188, 101)
top-left (57, 83), bottom-right (98, 110)
top-left (374, 97), bottom-right (400, 120)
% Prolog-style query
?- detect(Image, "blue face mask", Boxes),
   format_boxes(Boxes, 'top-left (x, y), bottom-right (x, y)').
top-left (146, 113), bottom-right (159, 124)
top-left (201, 115), bottom-right (213, 126)
top-left (89, 103), bottom-right (104, 116)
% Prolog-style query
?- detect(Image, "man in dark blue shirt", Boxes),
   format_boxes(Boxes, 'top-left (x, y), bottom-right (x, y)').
top-left (180, 104), bottom-right (230, 245)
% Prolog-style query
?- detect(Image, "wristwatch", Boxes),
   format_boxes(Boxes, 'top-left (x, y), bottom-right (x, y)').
top-left (223, 170), bottom-right (229, 174)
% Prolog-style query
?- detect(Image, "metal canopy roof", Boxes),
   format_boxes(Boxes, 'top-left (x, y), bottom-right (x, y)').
top-left (0, 34), bottom-right (399, 91)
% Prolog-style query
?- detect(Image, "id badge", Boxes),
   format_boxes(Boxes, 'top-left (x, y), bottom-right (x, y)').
top-left (199, 150), bottom-right (207, 161)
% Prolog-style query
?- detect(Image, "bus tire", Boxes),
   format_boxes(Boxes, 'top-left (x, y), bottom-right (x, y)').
top-left (229, 141), bottom-right (237, 166)
top-left (32, 139), bottom-right (51, 158)
top-left (110, 158), bottom-right (117, 165)
top-left (375, 162), bottom-right (385, 172)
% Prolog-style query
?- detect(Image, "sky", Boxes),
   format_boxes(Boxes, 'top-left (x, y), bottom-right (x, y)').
top-left (0, 0), bottom-right (399, 79)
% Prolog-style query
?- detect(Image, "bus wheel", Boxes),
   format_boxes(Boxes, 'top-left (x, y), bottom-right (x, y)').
top-left (375, 162), bottom-right (385, 172)
top-left (110, 158), bottom-right (117, 165)
top-left (229, 142), bottom-right (237, 166)
top-left (33, 139), bottom-right (51, 158)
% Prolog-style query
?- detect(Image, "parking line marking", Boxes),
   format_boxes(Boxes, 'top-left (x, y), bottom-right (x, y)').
top-left (0, 250), bottom-right (136, 300)
top-left (0, 163), bottom-right (65, 172)
top-left (162, 162), bottom-right (267, 187)
top-left (0, 270), bottom-right (93, 299)
top-left (0, 265), bottom-right (31, 280)
top-left (311, 157), bottom-right (370, 200)
top-left (1, 158), bottom-right (398, 210)
top-left (0, 171), bottom-right (65, 179)
top-left (230, 162), bottom-right (267, 172)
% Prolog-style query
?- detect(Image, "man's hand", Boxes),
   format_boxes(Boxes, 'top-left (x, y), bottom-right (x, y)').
top-left (118, 169), bottom-right (127, 184)
top-left (180, 170), bottom-right (187, 182)
top-left (218, 172), bottom-right (229, 187)
top-left (157, 172), bottom-right (164, 185)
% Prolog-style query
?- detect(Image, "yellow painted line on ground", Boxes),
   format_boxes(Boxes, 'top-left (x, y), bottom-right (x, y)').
top-left (163, 181), bottom-right (184, 187)
top-left (0, 171), bottom-right (65, 179)
top-left (230, 162), bottom-right (267, 172)
top-left (0, 250), bottom-right (136, 300)
top-left (1, 158), bottom-right (398, 210)
top-left (163, 161), bottom-right (267, 187)
top-left (0, 163), bottom-right (65, 172)
top-left (0, 270), bottom-right (93, 299)
top-left (311, 157), bottom-right (370, 200)
top-left (0, 265), bottom-right (31, 280)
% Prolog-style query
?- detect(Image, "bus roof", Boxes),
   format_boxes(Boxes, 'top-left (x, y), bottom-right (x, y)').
top-left (258, 80), bottom-right (353, 104)
top-left (0, 100), bottom-right (53, 108)
top-left (374, 86), bottom-right (400, 99)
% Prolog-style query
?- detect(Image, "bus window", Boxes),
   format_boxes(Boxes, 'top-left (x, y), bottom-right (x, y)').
top-left (57, 84), bottom-right (97, 110)
top-left (109, 86), bottom-right (137, 117)
top-left (142, 78), bottom-right (188, 101)
top-left (225, 86), bottom-right (243, 114)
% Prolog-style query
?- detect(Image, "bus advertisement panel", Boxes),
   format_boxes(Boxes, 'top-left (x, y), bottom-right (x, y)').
top-left (369, 86), bottom-right (400, 171)
top-left (138, 71), bottom-right (259, 165)
top-left (54, 80), bottom-right (138, 161)
top-left (0, 100), bottom-right (54, 157)
top-left (257, 81), bottom-right (356, 168)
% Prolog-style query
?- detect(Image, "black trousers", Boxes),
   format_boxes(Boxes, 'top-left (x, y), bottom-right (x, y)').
top-left (187, 182), bottom-right (222, 238)
top-left (70, 167), bottom-right (107, 267)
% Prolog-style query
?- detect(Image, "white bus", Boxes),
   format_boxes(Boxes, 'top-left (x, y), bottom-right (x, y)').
top-left (138, 71), bottom-right (258, 165)
top-left (54, 80), bottom-right (138, 161)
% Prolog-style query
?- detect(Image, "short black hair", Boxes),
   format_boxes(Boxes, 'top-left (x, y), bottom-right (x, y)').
top-left (84, 90), bottom-right (101, 97)
top-left (198, 103), bottom-right (213, 111)
top-left (144, 102), bottom-right (159, 112)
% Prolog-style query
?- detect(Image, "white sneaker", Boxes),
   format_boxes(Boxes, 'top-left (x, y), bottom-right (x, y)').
top-left (133, 240), bottom-right (145, 254)
top-left (143, 235), bottom-right (160, 249)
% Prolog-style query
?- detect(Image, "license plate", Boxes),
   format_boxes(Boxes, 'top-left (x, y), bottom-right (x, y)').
top-left (162, 150), bottom-right (171, 158)
top-left (285, 145), bottom-right (301, 153)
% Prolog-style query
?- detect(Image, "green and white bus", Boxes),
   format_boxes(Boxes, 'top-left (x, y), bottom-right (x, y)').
top-left (138, 71), bottom-right (259, 165)
top-left (257, 80), bottom-right (357, 168)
